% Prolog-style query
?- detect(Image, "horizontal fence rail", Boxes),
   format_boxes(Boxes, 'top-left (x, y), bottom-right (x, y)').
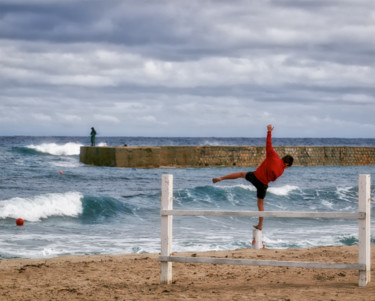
top-left (161, 210), bottom-right (365, 219)
top-left (159, 174), bottom-right (371, 287)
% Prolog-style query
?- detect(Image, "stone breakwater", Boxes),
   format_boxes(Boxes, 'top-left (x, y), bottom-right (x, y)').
top-left (80, 146), bottom-right (375, 168)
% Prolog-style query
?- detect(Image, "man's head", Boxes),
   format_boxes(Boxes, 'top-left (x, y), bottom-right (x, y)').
top-left (282, 155), bottom-right (294, 167)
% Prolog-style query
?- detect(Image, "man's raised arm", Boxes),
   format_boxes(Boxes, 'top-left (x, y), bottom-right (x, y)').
top-left (266, 124), bottom-right (277, 157)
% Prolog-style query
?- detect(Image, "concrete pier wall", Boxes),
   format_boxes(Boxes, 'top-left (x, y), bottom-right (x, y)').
top-left (80, 146), bottom-right (375, 168)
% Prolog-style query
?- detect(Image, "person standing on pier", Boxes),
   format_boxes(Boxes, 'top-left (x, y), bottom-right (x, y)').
top-left (212, 124), bottom-right (294, 230)
top-left (90, 127), bottom-right (97, 146)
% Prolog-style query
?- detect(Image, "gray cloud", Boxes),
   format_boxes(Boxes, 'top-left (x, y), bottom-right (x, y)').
top-left (0, 0), bottom-right (374, 137)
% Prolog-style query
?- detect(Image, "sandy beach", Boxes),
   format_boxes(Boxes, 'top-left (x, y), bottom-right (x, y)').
top-left (0, 245), bottom-right (374, 300)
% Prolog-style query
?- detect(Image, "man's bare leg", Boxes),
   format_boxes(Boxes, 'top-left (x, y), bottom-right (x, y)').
top-left (212, 172), bottom-right (265, 229)
top-left (212, 172), bottom-right (247, 183)
top-left (253, 198), bottom-right (264, 230)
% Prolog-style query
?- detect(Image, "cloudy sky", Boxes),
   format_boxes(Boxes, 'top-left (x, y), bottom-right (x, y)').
top-left (0, 0), bottom-right (374, 137)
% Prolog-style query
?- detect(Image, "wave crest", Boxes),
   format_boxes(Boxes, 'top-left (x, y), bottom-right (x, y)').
top-left (268, 185), bottom-right (300, 196)
top-left (0, 192), bottom-right (83, 222)
top-left (26, 142), bottom-right (83, 156)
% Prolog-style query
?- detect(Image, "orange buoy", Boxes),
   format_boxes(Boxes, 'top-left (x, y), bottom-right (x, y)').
top-left (59, 171), bottom-right (63, 174)
top-left (16, 218), bottom-right (24, 226)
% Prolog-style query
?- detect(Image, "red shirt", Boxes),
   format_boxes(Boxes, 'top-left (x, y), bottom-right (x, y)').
top-left (253, 131), bottom-right (286, 185)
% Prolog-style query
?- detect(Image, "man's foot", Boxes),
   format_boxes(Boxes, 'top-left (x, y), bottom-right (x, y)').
top-left (253, 225), bottom-right (262, 230)
top-left (212, 177), bottom-right (221, 183)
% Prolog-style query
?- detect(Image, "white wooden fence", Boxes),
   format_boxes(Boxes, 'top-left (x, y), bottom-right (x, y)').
top-left (159, 174), bottom-right (371, 287)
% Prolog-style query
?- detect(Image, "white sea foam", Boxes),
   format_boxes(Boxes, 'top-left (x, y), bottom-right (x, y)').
top-left (201, 140), bottom-right (221, 146)
top-left (321, 199), bottom-right (334, 209)
top-left (50, 158), bottom-right (81, 168)
top-left (335, 186), bottom-right (354, 202)
top-left (0, 192), bottom-right (83, 222)
top-left (27, 142), bottom-right (83, 156)
top-left (232, 184), bottom-right (256, 192)
top-left (42, 248), bottom-right (60, 257)
top-left (268, 185), bottom-right (299, 196)
top-left (218, 184), bottom-right (299, 196)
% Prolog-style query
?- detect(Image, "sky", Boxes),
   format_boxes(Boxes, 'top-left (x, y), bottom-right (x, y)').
top-left (0, 0), bottom-right (374, 138)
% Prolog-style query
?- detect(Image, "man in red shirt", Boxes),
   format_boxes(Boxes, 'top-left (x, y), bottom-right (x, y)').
top-left (212, 124), bottom-right (294, 230)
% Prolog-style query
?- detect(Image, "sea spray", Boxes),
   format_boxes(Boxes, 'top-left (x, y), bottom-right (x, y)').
top-left (26, 141), bottom-right (108, 156)
top-left (26, 142), bottom-right (83, 156)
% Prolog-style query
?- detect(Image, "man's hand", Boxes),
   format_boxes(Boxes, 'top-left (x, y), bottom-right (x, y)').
top-left (267, 124), bottom-right (274, 132)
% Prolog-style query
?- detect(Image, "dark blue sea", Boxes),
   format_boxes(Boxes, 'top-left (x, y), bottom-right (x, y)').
top-left (1, 136), bottom-right (374, 259)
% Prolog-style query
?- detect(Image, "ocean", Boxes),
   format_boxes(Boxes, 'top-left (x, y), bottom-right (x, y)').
top-left (0, 136), bottom-right (374, 259)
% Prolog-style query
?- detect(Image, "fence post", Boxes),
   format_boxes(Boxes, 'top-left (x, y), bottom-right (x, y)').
top-left (358, 174), bottom-right (371, 287)
top-left (160, 174), bottom-right (173, 284)
top-left (252, 229), bottom-right (263, 249)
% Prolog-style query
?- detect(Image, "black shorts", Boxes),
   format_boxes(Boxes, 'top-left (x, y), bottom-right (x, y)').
top-left (245, 172), bottom-right (268, 199)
